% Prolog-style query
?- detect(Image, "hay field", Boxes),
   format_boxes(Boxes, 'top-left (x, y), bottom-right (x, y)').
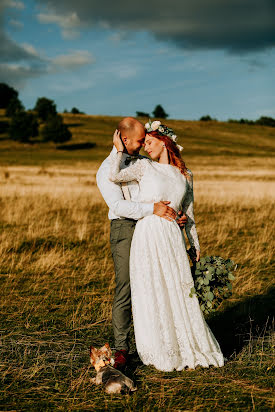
top-left (0, 114), bottom-right (274, 411)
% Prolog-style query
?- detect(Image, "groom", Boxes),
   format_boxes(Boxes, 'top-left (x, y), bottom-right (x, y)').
top-left (96, 117), bottom-right (187, 370)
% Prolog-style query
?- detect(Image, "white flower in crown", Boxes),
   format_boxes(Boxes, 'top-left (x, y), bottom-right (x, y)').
top-left (145, 122), bottom-right (150, 129)
top-left (151, 120), bottom-right (161, 131)
top-left (171, 134), bottom-right (177, 142)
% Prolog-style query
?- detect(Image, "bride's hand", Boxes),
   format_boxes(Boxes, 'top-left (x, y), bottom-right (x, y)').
top-left (196, 250), bottom-right (200, 262)
top-left (113, 129), bottom-right (124, 152)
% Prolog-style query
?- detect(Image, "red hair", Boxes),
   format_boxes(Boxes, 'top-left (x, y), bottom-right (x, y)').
top-left (147, 131), bottom-right (190, 179)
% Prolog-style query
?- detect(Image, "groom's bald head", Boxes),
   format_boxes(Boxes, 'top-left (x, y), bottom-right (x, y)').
top-left (117, 117), bottom-right (145, 154)
top-left (118, 117), bottom-right (145, 139)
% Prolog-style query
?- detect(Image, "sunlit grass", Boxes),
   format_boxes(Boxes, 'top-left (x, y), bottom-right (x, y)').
top-left (0, 114), bottom-right (274, 410)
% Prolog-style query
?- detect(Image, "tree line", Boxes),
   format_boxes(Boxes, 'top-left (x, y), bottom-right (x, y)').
top-left (198, 114), bottom-right (275, 127)
top-left (0, 83), bottom-right (84, 143)
top-left (1, 83), bottom-right (274, 145)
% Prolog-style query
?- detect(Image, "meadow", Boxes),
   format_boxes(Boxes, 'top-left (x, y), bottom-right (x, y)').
top-left (0, 112), bottom-right (274, 411)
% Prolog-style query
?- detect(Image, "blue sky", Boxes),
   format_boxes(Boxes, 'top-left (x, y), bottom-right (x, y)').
top-left (1, 0), bottom-right (275, 120)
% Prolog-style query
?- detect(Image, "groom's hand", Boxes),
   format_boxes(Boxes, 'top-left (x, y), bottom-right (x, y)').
top-left (176, 211), bottom-right (188, 228)
top-left (153, 201), bottom-right (177, 221)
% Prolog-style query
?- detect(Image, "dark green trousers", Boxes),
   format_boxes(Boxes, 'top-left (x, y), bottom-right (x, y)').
top-left (110, 218), bottom-right (137, 351)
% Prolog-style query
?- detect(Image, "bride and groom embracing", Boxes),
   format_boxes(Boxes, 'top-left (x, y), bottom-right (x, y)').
top-left (96, 117), bottom-right (224, 372)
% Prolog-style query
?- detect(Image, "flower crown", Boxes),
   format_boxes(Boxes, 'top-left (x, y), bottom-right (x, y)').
top-left (145, 120), bottom-right (183, 151)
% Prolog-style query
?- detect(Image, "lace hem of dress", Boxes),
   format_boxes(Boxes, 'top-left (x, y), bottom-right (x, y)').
top-left (138, 347), bottom-right (224, 371)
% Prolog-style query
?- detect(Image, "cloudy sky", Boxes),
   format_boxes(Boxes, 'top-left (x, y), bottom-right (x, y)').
top-left (1, 0), bottom-right (275, 120)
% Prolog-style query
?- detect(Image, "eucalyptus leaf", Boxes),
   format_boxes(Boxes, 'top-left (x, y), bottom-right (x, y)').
top-left (190, 254), bottom-right (237, 314)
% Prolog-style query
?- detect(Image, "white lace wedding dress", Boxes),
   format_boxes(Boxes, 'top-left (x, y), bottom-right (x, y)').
top-left (109, 152), bottom-right (224, 371)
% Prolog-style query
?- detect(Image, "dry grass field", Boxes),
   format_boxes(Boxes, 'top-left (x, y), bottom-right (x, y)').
top-left (0, 112), bottom-right (274, 411)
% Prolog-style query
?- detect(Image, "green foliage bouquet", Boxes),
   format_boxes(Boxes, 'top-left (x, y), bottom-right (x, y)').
top-left (187, 247), bottom-right (237, 315)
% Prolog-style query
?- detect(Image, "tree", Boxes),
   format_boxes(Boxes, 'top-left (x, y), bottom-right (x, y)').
top-left (71, 107), bottom-right (80, 114)
top-left (71, 107), bottom-right (85, 114)
top-left (34, 97), bottom-right (57, 121)
top-left (255, 116), bottom-right (275, 127)
top-left (200, 115), bottom-right (212, 121)
top-left (0, 83), bottom-right (18, 109)
top-left (9, 112), bottom-right (38, 142)
top-left (152, 105), bottom-right (168, 119)
top-left (6, 97), bottom-right (24, 117)
top-left (0, 121), bottom-right (9, 134)
top-left (41, 115), bottom-right (72, 143)
top-left (136, 111), bottom-right (150, 117)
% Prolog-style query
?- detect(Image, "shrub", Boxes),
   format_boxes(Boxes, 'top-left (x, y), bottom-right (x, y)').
top-left (136, 111), bottom-right (150, 117)
top-left (200, 115), bottom-right (212, 121)
top-left (71, 107), bottom-right (80, 114)
top-left (255, 116), bottom-right (275, 127)
top-left (188, 248), bottom-right (237, 315)
top-left (41, 115), bottom-right (72, 143)
top-left (34, 97), bottom-right (57, 121)
top-left (71, 107), bottom-right (85, 114)
top-left (9, 112), bottom-right (38, 142)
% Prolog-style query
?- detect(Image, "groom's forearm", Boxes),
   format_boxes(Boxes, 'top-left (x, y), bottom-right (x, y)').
top-left (111, 199), bottom-right (154, 220)
top-left (96, 171), bottom-right (153, 220)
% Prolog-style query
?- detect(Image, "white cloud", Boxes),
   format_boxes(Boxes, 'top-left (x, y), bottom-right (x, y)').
top-left (4, 0), bottom-right (25, 9)
top-left (0, 62), bottom-right (44, 88)
top-left (50, 50), bottom-right (95, 70)
top-left (109, 31), bottom-right (128, 44)
top-left (9, 18), bottom-right (24, 29)
top-left (116, 65), bottom-right (137, 79)
top-left (21, 42), bottom-right (39, 57)
top-left (37, 11), bottom-right (81, 39)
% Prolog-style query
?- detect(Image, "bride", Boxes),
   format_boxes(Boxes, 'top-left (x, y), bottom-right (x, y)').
top-left (109, 120), bottom-right (224, 371)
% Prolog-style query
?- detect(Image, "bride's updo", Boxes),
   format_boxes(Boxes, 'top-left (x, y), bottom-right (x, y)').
top-left (147, 130), bottom-right (190, 179)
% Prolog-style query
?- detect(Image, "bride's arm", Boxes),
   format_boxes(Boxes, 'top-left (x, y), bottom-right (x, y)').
top-left (182, 170), bottom-right (200, 252)
top-left (109, 150), bottom-right (146, 183)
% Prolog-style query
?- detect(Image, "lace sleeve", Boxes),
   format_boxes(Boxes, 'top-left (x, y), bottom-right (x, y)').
top-left (182, 170), bottom-right (200, 251)
top-left (109, 151), bottom-right (146, 183)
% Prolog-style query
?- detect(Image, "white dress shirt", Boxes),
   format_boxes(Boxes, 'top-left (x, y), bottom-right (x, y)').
top-left (96, 146), bottom-right (154, 220)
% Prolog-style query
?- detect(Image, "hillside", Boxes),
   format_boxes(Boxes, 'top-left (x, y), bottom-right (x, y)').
top-left (0, 112), bottom-right (274, 411)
